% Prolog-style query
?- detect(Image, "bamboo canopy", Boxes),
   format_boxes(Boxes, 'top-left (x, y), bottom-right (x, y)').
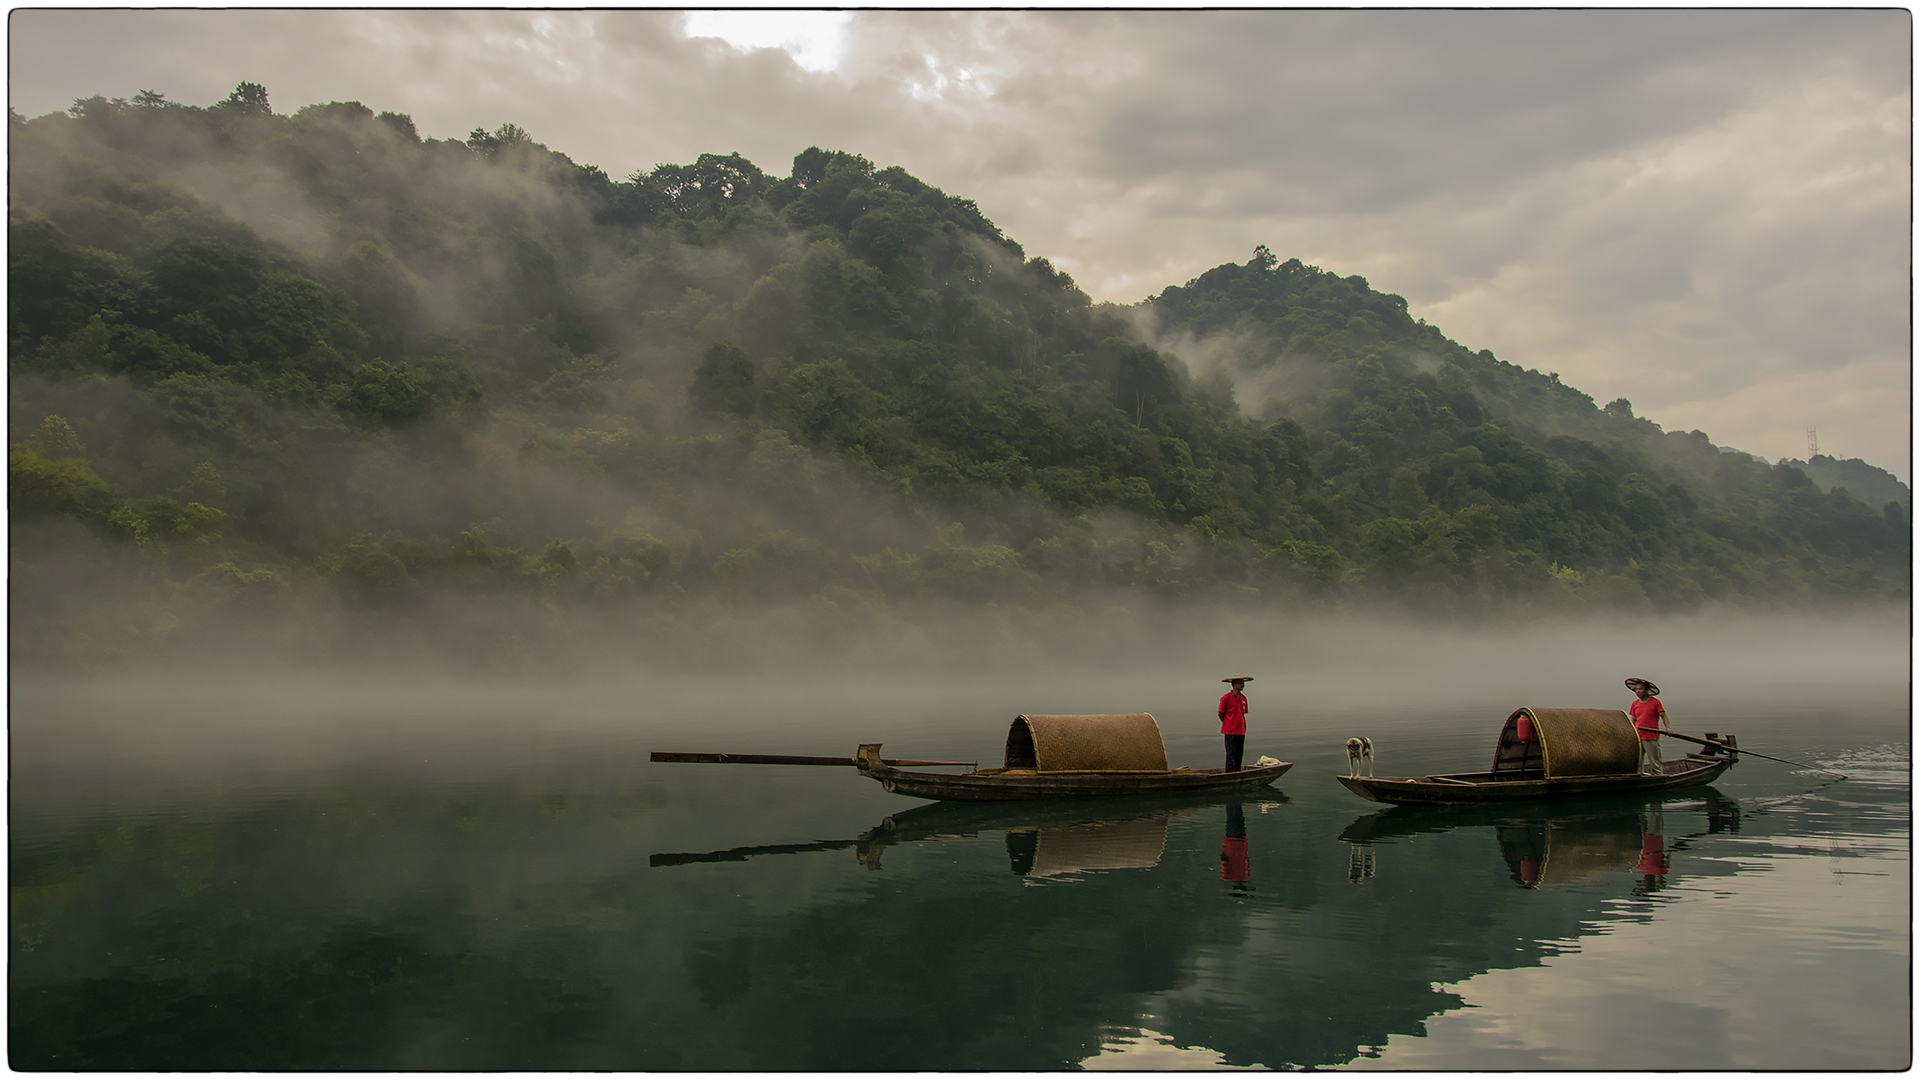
top-left (1005, 714), bottom-right (1169, 773)
top-left (1503, 708), bottom-right (1640, 778)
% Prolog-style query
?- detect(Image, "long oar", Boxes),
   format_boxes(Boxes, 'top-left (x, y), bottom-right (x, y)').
top-left (651, 752), bottom-right (976, 768)
top-left (1663, 731), bottom-right (1846, 778)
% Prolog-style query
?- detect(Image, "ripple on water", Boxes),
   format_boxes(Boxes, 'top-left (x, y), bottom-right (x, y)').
top-left (1819, 742), bottom-right (1911, 787)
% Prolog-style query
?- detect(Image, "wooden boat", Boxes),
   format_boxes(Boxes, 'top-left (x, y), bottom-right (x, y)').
top-left (856, 713), bottom-right (1291, 801)
top-left (654, 713), bottom-right (1293, 803)
top-left (1336, 707), bottom-right (1738, 806)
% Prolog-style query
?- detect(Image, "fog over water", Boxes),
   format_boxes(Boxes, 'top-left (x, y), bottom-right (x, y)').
top-left (10, 607), bottom-right (1907, 1070)
top-left (13, 610), bottom-right (1906, 820)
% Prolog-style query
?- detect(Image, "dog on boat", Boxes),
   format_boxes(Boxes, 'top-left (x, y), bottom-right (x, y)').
top-left (1345, 737), bottom-right (1374, 778)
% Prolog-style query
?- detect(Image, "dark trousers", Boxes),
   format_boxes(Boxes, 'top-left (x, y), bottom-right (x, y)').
top-left (1224, 734), bottom-right (1245, 772)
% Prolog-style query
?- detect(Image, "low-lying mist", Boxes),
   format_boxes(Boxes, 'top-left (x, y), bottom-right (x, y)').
top-left (14, 605), bottom-right (1907, 770)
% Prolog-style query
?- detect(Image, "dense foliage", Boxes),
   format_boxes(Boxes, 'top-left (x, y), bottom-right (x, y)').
top-left (1784, 453), bottom-right (1910, 512)
top-left (8, 86), bottom-right (1908, 666)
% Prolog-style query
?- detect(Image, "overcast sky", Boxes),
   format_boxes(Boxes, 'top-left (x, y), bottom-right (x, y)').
top-left (10, 9), bottom-right (1911, 478)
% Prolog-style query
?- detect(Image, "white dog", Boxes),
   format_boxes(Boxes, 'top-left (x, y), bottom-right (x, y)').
top-left (1345, 737), bottom-right (1374, 778)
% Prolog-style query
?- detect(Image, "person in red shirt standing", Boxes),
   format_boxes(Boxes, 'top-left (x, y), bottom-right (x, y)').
top-left (1626, 677), bottom-right (1671, 775)
top-left (1218, 674), bottom-right (1252, 772)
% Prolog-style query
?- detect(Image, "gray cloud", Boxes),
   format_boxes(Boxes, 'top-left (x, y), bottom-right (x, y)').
top-left (7, 9), bottom-right (1909, 476)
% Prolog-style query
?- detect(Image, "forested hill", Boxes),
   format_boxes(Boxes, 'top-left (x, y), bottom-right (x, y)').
top-left (1782, 454), bottom-right (1909, 511)
top-left (7, 86), bottom-right (1908, 666)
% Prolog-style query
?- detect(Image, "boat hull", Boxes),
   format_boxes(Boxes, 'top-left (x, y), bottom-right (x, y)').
top-left (1337, 754), bottom-right (1733, 806)
top-left (865, 761), bottom-right (1294, 802)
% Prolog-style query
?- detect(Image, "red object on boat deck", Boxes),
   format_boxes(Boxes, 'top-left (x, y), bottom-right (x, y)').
top-left (1516, 715), bottom-right (1533, 742)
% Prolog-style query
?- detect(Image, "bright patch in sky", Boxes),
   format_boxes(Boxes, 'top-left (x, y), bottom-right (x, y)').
top-left (906, 56), bottom-right (981, 102)
top-left (682, 10), bottom-right (851, 73)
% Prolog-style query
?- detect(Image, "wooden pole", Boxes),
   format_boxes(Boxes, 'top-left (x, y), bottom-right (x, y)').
top-left (651, 751), bottom-right (976, 768)
top-left (1661, 732), bottom-right (1843, 777)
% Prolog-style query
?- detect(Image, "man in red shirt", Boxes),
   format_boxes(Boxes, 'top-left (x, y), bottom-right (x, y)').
top-left (1626, 677), bottom-right (1671, 775)
top-left (1218, 674), bottom-right (1252, 772)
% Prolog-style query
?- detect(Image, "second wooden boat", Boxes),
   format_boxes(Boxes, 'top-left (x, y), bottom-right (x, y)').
top-left (1336, 707), bottom-right (1738, 806)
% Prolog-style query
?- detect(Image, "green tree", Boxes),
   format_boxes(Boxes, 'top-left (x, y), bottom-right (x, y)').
top-left (690, 342), bottom-right (756, 417)
top-left (341, 361), bottom-right (429, 424)
top-left (218, 82), bottom-right (272, 116)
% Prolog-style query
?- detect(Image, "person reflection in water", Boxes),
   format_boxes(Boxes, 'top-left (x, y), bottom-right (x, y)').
top-left (1218, 674), bottom-right (1252, 772)
top-left (1221, 803), bottom-right (1252, 897)
top-left (1634, 804), bottom-right (1672, 895)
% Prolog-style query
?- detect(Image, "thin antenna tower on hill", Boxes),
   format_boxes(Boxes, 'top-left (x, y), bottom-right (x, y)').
top-left (1807, 428), bottom-right (1818, 455)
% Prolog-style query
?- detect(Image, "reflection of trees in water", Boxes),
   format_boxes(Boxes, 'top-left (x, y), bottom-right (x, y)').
top-left (13, 780), bottom-right (1790, 1071)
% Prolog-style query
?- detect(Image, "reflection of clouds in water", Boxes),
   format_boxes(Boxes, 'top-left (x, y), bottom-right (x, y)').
top-left (1342, 854), bottom-right (1909, 1070)
top-left (1818, 743), bottom-right (1911, 787)
top-left (1082, 1026), bottom-right (1265, 1071)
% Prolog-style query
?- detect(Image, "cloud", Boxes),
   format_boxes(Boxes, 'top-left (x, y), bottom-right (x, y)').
top-left (6, 9), bottom-right (1908, 476)
top-left (682, 11), bottom-right (852, 74)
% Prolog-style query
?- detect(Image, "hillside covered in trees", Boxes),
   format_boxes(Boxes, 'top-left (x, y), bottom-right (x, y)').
top-left (9, 85), bottom-right (1909, 669)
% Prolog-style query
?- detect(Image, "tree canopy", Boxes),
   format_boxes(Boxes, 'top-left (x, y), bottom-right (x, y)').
top-left (8, 85), bottom-right (1908, 668)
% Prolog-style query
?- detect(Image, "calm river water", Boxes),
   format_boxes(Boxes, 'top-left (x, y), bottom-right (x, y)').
top-left (10, 641), bottom-right (1911, 1070)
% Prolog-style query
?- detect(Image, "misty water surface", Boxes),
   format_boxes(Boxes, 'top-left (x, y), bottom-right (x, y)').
top-left (9, 620), bottom-right (1910, 1069)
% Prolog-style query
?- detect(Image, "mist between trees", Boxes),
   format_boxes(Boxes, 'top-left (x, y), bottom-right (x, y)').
top-left (8, 86), bottom-right (1911, 674)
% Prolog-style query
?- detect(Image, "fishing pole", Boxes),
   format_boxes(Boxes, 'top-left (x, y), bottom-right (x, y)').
top-left (1664, 731), bottom-right (1847, 779)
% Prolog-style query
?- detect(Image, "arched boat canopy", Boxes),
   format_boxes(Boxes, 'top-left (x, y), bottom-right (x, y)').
top-left (1005, 714), bottom-right (1169, 773)
top-left (1493, 708), bottom-right (1639, 779)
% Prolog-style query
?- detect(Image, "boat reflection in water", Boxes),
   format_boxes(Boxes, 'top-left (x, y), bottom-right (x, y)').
top-left (1496, 807), bottom-right (1658, 891)
top-left (1003, 812), bottom-right (1169, 879)
top-left (1339, 788), bottom-right (1742, 892)
top-left (652, 793), bottom-right (1287, 880)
